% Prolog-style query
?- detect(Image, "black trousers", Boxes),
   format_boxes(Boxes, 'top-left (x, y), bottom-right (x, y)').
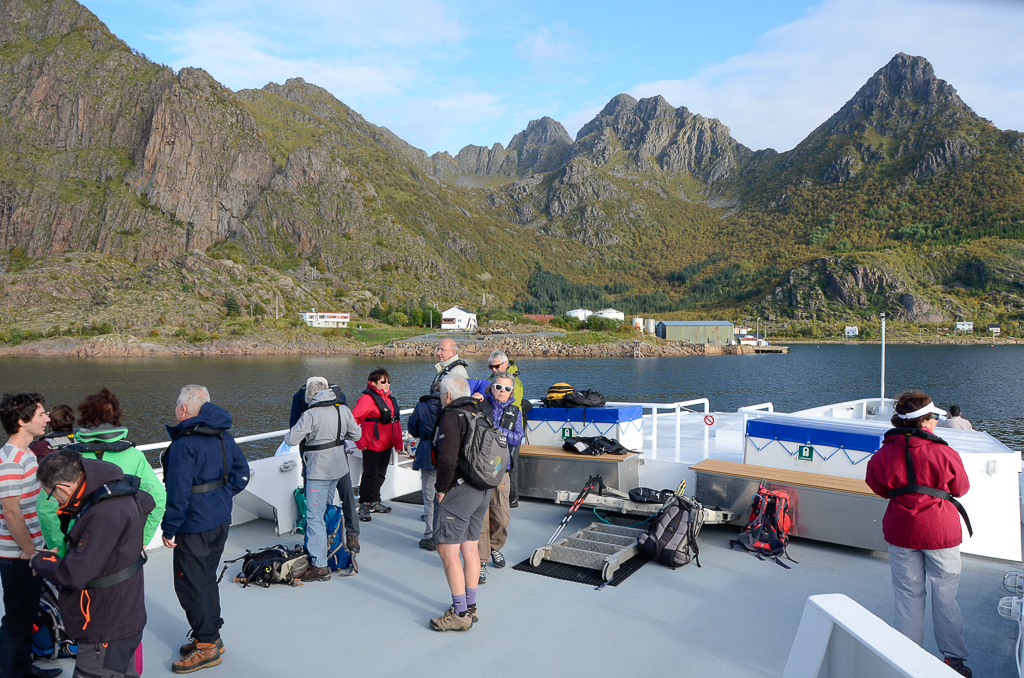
top-left (508, 445), bottom-right (520, 504)
top-left (335, 473), bottom-right (359, 536)
top-left (358, 449), bottom-right (391, 504)
top-left (173, 522), bottom-right (229, 643)
top-left (0, 557), bottom-right (42, 678)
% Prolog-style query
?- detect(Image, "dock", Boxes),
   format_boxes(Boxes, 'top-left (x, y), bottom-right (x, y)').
top-left (754, 346), bottom-right (788, 353)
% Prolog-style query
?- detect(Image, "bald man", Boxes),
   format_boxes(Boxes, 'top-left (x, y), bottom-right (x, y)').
top-left (430, 338), bottom-right (469, 391)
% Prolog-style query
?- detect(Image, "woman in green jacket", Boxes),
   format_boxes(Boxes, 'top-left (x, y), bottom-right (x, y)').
top-left (38, 388), bottom-right (167, 554)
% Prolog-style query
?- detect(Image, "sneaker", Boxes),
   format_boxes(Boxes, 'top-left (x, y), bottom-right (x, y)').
top-left (370, 501), bottom-right (392, 514)
top-left (490, 549), bottom-right (506, 568)
top-left (429, 606), bottom-right (473, 632)
top-left (299, 565), bottom-right (331, 582)
top-left (172, 642), bottom-right (221, 673)
top-left (419, 537), bottom-right (436, 551)
top-left (179, 636), bottom-right (225, 657)
top-left (467, 603), bottom-right (479, 622)
top-left (346, 533), bottom-right (360, 554)
top-left (944, 658), bottom-right (972, 677)
top-left (509, 499), bottom-right (519, 508)
top-left (358, 503), bottom-right (372, 522)
top-left (478, 562), bottom-right (488, 585)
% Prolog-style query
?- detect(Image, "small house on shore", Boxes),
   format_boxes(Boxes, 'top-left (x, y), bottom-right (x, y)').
top-left (301, 310), bottom-right (350, 328)
top-left (441, 306), bottom-right (478, 331)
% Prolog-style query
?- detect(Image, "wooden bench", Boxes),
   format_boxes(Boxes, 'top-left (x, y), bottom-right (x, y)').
top-left (516, 445), bottom-right (640, 499)
top-left (689, 459), bottom-right (875, 496)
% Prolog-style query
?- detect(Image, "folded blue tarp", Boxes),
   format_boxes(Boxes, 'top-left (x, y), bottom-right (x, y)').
top-left (745, 415), bottom-right (886, 454)
top-left (526, 406), bottom-right (643, 424)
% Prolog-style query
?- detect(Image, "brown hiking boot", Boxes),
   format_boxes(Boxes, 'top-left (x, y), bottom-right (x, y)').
top-left (429, 606), bottom-right (473, 632)
top-left (346, 533), bottom-right (360, 554)
top-left (172, 642), bottom-right (221, 673)
top-left (299, 565), bottom-right (331, 582)
top-left (179, 636), bottom-right (224, 657)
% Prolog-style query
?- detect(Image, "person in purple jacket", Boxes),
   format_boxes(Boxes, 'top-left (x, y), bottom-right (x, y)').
top-left (473, 373), bottom-right (523, 584)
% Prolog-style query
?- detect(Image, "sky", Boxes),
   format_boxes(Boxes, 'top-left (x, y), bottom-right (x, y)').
top-left (81, 0), bottom-right (1024, 156)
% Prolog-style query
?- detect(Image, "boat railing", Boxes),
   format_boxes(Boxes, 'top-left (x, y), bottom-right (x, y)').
top-left (738, 402), bottom-right (774, 413)
top-left (607, 398), bottom-right (711, 454)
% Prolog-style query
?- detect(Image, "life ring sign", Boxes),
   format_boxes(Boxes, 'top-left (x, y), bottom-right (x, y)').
top-left (704, 415), bottom-right (715, 426)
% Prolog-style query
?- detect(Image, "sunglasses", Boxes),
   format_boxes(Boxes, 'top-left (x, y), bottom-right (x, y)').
top-left (929, 413), bottom-right (940, 420)
top-left (46, 484), bottom-right (61, 502)
top-left (376, 379), bottom-right (390, 384)
top-left (492, 384), bottom-right (514, 393)
top-left (488, 364), bottom-right (504, 370)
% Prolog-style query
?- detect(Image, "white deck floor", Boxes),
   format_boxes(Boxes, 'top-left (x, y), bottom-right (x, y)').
top-left (25, 496), bottom-right (1020, 677)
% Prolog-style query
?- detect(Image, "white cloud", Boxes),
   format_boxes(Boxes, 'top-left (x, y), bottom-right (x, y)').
top-left (629, 0), bottom-right (1024, 152)
top-left (514, 22), bottom-right (585, 66)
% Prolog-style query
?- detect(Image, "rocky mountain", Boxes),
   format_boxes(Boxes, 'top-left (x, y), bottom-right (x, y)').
top-left (2, 0), bottom-right (1023, 338)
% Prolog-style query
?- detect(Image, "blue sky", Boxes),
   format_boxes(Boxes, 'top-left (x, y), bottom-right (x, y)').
top-left (82, 0), bottom-right (1024, 156)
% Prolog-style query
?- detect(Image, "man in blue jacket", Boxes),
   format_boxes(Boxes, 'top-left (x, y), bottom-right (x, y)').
top-left (407, 385), bottom-right (441, 551)
top-left (161, 385), bottom-right (250, 674)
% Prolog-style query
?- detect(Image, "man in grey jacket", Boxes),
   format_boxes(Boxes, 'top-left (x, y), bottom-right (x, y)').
top-left (285, 379), bottom-right (360, 582)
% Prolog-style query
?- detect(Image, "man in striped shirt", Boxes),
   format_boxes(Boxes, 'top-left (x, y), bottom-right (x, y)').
top-left (0, 393), bottom-right (61, 678)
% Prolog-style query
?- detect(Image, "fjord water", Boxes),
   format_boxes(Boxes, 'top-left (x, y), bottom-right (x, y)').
top-left (2, 343), bottom-right (1023, 457)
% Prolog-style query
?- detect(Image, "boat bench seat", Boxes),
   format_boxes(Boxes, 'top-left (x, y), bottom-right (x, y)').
top-left (519, 444), bottom-right (638, 461)
top-left (689, 459), bottom-right (876, 496)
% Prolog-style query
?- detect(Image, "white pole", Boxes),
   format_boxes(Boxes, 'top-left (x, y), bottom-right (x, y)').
top-left (880, 312), bottom-right (886, 404)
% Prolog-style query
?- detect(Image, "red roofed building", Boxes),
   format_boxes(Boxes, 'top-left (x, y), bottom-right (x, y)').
top-left (523, 314), bottom-right (554, 324)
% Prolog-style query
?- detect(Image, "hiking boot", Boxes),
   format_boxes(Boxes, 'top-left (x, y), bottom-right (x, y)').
top-left (299, 565), bottom-right (331, 582)
top-left (179, 636), bottom-right (225, 657)
top-left (172, 642), bottom-right (221, 673)
top-left (490, 549), bottom-right (506, 568)
top-left (467, 603), bottom-right (479, 623)
top-left (944, 658), bottom-right (972, 677)
top-left (419, 537), bottom-right (436, 551)
top-left (346, 533), bottom-right (360, 554)
top-left (478, 562), bottom-right (488, 584)
top-left (509, 499), bottom-right (519, 509)
top-left (358, 503), bottom-right (372, 522)
top-left (370, 501), bottom-right (392, 514)
top-left (429, 606), bottom-right (473, 632)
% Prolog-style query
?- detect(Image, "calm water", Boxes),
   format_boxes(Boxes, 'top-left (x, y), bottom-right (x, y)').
top-left (2, 344), bottom-right (1023, 457)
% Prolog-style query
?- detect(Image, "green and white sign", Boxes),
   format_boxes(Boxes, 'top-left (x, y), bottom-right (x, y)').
top-left (561, 427), bottom-right (574, 440)
top-left (797, 445), bottom-right (815, 462)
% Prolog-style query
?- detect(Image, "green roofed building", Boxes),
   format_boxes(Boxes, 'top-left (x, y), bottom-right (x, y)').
top-left (656, 321), bottom-right (735, 344)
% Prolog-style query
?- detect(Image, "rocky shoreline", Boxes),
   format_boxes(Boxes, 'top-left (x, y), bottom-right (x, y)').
top-left (0, 334), bottom-right (757, 359)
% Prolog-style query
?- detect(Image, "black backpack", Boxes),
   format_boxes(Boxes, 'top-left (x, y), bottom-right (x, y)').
top-left (31, 580), bottom-right (76, 660)
top-left (220, 544), bottom-right (310, 588)
top-left (565, 389), bottom-right (606, 408)
top-left (637, 495), bottom-right (705, 568)
top-left (452, 403), bottom-right (509, 490)
top-left (562, 435), bottom-right (629, 456)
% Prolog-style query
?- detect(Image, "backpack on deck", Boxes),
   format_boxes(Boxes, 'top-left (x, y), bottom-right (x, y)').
top-left (563, 435), bottom-right (630, 456)
top-left (304, 502), bottom-right (356, 575)
top-left (637, 494), bottom-right (705, 568)
top-left (220, 544), bottom-right (311, 588)
top-left (32, 580), bottom-right (76, 660)
top-left (543, 383), bottom-right (574, 408)
top-left (730, 482), bottom-right (798, 568)
top-left (455, 403), bottom-right (509, 490)
top-left (565, 389), bottom-right (607, 408)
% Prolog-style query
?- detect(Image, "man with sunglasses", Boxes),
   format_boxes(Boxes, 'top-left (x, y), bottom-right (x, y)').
top-left (0, 393), bottom-right (62, 678)
top-left (486, 350), bottom-right (525, 508)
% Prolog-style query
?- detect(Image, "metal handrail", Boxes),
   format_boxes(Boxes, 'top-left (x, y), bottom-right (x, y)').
top-left (738, 402), bottom-right (774, 413)
top-left (606, 398), bottom-right (711, 454)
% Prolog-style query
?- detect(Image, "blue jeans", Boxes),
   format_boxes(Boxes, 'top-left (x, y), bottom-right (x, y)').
top-left (306, 479), bottom-right (339, 567)
top-left (0, 557), bottom-right (43, 678)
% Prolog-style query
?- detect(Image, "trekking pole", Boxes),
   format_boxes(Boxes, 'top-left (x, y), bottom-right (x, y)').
top-left (546, 475), bottom-right (603, 545)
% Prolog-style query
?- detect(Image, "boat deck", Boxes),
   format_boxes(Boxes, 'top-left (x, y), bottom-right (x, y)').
top-left (27, 496), bottom-right (1019, 677)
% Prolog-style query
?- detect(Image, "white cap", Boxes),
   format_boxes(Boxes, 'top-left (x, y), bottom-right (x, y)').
top-left (896, 401), bottom-right (947, 420)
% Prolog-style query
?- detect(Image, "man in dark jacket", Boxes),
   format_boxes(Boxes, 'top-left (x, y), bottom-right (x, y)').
top-left (428, 376), bottom-right (491, 632)
top-left (33, 450), bottom-right (155, 678)
top-left (290, 378), bottom-right (359, 553)
top-left (407, 386), bottom-right (441, 551)
top-left (161, 385), bottom-right (250, 674)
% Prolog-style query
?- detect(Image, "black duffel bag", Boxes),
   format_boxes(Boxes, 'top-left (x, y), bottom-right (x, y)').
top-left (565, 389), bottom-right (606, 408)
top-left (562, 435), bottom-right (629, 456)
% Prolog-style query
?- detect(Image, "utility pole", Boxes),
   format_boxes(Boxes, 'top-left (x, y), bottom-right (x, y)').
top-left (880, 312), bottom-right (886, 404)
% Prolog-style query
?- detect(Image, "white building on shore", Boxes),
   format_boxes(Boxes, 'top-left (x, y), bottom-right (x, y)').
top-left (300, 310), bottom-right (351, 328)
top-left (566, 308), bottom-right (593, 320)
top-left (593, 308), bottom-right (625, 321)
top-left (441, 306), bottom-right (478, 331)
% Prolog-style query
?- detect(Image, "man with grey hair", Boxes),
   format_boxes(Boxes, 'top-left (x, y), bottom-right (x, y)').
top-left (486, 349), bottom-right (524, 508)
top-left (428, 375), bottom-right (491, 632)
top-left (431, 338), bottom-right (468, 391)
top-left (285, 378), bottom-right (360, 581)
top-left (162, 385), bottom-right (250, 673)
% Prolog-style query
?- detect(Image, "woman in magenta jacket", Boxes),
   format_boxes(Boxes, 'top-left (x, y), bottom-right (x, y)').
top-left (865, 391), bottom-right (972, 677)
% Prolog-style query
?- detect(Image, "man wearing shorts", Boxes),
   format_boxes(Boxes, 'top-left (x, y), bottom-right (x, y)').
top-left (429, 376), bottom-right (490, 632)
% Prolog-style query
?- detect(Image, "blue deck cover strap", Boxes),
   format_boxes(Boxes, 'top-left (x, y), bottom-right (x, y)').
top-left (526, 407), bottom-right (643, 424)
top-left (745, 416), bottom-right (885, 454)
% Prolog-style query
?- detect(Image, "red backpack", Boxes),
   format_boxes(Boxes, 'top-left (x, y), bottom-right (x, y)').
top-left (730, 482), bottom-right (798, 569)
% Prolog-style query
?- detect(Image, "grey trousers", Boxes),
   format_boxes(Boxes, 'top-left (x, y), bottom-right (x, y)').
top-left (421, 469), bottom-right (437, 537)
top-left (888, 544), bottom-right (968, 660)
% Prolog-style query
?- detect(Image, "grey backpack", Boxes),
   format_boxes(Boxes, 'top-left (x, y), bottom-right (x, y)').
top-left (455, 403), bottom-right (509, 490)
top-left (637, 495), bottom-right (705, 568)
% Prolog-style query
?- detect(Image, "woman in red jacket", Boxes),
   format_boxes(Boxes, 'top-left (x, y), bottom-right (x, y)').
top-left (865, 391), bottom-right (972, 677)
top-left (352, 368), bottom-right (402, 522)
